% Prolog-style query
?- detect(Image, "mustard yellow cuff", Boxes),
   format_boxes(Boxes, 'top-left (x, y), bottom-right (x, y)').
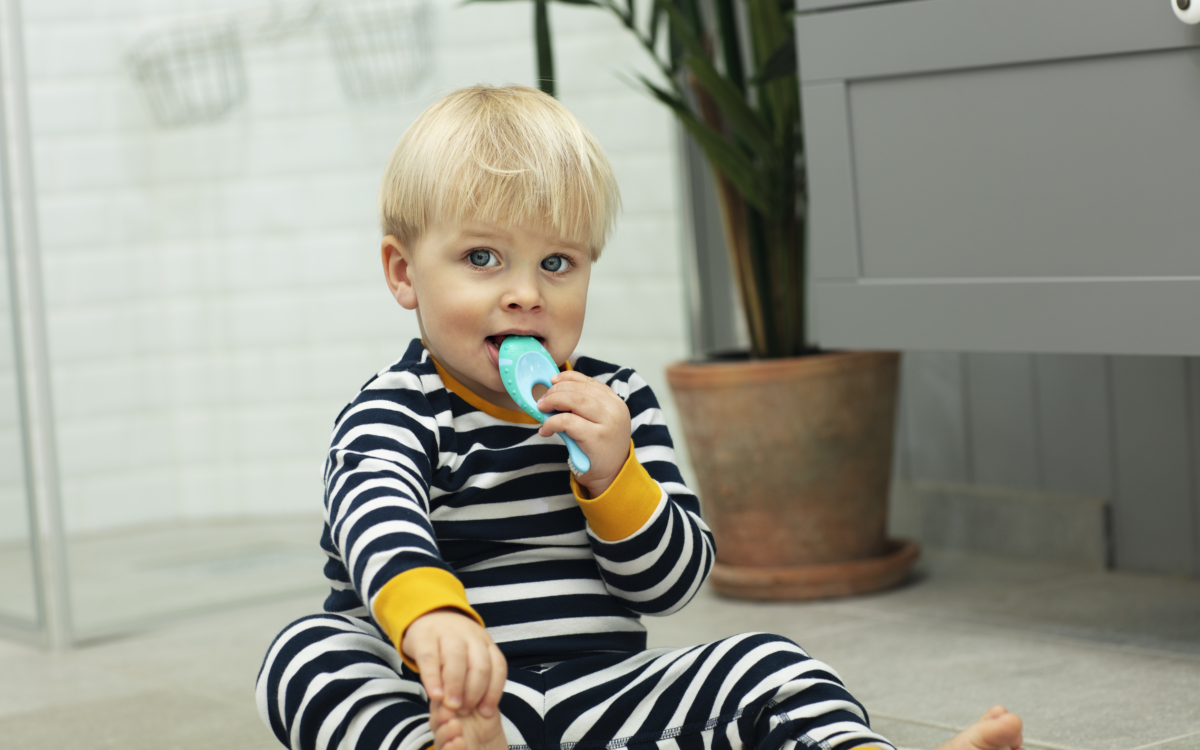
top-left (571, 442), bottom-right (664, 541)
top-left (372, 567), bottom-right (484, 671)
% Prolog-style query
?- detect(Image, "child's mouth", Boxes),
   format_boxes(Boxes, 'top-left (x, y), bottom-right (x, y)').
top-left (488, 334), bottom-right (543, 347)
top-left (486, 334), bottom-right (543, 367)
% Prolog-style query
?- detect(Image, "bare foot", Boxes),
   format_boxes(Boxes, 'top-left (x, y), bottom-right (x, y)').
top-left (933, 706), bottom-right (1024, 750)
top-left (430, 700), bottom-right (507, 750)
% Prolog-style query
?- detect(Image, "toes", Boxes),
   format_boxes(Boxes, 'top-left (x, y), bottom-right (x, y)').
top-left (981, 705), bottom-right (1008, 721)
top-left (435, 706), bottom-right (506, 750)
top-left (434, 718), bottom-right (463, 750)
top-left (978, 711), bottom-right (1024, 750)
top-left (430, 701), bottom-right (457, 730)
top-left (464, 708), bottom-right (507, 750)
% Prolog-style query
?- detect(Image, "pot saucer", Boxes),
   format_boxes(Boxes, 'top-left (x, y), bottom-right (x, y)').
top-left (708, 538), bottom-right (920, 601)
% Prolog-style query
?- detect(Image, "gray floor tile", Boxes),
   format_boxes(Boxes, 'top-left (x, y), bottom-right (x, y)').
top-left (0, 646), bottom-right (153, 720)
top-left (62, 515), bottom-right (328, 639)
top-left (0, 688), bottom-right (278, 750)
top-left (947, 570), bottom-right (1200, 652)
top-left (0, 633), bottom-right (35, 658)
top-left (78, 592), bottom-right (326, 706)
top-left (645, 552), bottom-right (1200, 750)
top-left (0, 539), bottom-right (37, 623)
top-left (866, 715), bottom-right (956, 750)
top-left (0, 594), bottom-right (324, 747)
top-left (3, 536), bottom-right (1200, 750)
top-left (644, 586), bottom-right (882, 649)
top-left (1128, 731), bottom-right (1200, 750)
top-left (850, 550), bottom-right (1200, 656)
top-left (761, 616), bottom-right (1200, 750)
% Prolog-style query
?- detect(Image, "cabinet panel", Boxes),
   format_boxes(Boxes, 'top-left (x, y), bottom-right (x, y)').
top-left (804, 82), bottom-right (861, 281)
top-left (798, 0), bottom-right (1196, 84)
top-left (799, 0), bottom-right (1200, 355)
top-left (812, 278), bottom-right (1200, 356)
top-left (852, 50), bottom-right (1200, 279)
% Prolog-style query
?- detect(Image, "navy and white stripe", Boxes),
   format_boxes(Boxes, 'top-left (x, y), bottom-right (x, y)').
top-left (257, 618), bottom-right (895, 750)
top-left (319, 339), bottom-right (714, 665)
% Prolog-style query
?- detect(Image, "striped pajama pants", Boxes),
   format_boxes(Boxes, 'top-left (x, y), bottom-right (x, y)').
top-left (256, 614), bottom-right (895, 750)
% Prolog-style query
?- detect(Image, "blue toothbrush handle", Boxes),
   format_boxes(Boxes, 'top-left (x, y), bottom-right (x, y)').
top-left (560, 433), bottom-right (590, 474)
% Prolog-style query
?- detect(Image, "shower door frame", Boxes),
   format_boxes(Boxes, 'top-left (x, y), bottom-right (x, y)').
top-left (0, 0), bottom-right (72, 649)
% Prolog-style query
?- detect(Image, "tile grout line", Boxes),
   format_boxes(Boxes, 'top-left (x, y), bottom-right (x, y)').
top-left (870, 711), bottom-right (1093, 750)
top-left (1127, 729), bottom-right (1200, 750)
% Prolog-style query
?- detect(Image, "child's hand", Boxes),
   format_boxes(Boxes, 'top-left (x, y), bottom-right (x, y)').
top-left (537, 371), bottom-right (632, 497)
top-left (402, 609), bottom-right (507, 717)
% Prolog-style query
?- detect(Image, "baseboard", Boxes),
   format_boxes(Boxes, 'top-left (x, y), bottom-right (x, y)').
top-left (889, 480), bottom-right (1109, 567)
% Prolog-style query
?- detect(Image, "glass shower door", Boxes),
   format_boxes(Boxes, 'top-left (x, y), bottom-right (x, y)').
top-left (0, 137), bottom-right (39, 641)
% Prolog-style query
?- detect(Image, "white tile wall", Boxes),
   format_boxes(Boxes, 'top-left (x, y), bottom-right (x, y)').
top-left (21, 0), bottom-right (691, 534)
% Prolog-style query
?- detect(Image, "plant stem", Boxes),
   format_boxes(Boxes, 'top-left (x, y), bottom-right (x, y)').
top-left (535, 1), bottom-right (555, 97)
top-left (712, 0), bottom-right (745, 95)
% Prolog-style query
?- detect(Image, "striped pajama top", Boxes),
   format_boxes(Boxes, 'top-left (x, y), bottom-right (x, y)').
top-left (319, 339), bottom-right (716, 668)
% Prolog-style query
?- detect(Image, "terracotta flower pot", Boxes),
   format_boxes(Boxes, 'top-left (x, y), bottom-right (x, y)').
top-left (666, 351), bottom-right (918, 600)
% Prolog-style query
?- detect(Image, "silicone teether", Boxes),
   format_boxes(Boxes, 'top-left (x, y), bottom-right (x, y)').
top-left (498, 336), bottom-right (591, 474)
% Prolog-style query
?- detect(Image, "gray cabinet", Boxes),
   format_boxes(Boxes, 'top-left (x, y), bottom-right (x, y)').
top-left (798, 0), bottom-right (1200, 355)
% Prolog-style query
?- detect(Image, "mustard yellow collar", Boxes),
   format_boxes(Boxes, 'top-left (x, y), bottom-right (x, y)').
top-left (423, 342), bottom-right (575, 425)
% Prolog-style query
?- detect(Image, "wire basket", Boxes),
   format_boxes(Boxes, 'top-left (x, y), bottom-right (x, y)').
top-left (324, 0), bottom-right (432, 101)
top-left (128, 21), bottom-right (248, 128)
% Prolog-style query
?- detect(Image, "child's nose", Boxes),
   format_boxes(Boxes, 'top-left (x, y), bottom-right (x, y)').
top-left (501, 274), bottom-right (543, 310)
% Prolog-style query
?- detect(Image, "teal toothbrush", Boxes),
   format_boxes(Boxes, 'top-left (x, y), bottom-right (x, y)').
top-left (498, 336), bottom-right (591, 475)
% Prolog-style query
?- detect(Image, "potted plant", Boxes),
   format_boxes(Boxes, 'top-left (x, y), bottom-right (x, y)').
top-left (483, 0), bottom-right (918, 599)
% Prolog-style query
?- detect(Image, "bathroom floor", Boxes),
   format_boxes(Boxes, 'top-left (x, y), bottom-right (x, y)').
top-left (0, 547), bottom-right (1197, 750)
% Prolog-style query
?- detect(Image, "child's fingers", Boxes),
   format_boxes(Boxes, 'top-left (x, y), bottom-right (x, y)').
top-left (537, 388), bottom-right (598, 420)
top-left (536, 382), bottom-right (626, 443)
top-left (537, 398), bottom-right (629, 445)
top-left (478, 644), bottom-right (507, 718)
top-left (439, 637), bottom-right (468, 710)
top-left (550, 370), bottom-right (620, 391)
top-left (545, 373), bottom-right (624, 406)
top-left (412, 642), bottom-right (444, 701)
top-left (537, 410), bottom-right (591, 440)
top-left (461, 638), bottom-right (493, 710)
top-left (549, 370), bottom-right (590, 384)
top-left (537, 386), bottom-right (624, 429)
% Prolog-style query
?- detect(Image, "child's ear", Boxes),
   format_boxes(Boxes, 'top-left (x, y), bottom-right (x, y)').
top-left (382, 235), bottom-right (418, 310)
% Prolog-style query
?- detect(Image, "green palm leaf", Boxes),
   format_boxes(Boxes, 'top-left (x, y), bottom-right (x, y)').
top-left (636, 76), bottom-right (773, 213)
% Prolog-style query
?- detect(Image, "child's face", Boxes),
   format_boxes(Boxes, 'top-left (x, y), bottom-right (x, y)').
top-left (383, 220), bottom-right (592, 410)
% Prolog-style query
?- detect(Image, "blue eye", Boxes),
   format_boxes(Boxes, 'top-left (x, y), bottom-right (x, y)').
top-left (541, 256), bottom-right (568, 272)
top-left (468, 249), bottom-right (497, 267)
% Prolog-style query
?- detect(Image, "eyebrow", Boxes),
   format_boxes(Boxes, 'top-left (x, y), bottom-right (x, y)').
top-left (456, 225), bottom-right (588, 255)
top-left (457, 228), bottom-right (510, 243)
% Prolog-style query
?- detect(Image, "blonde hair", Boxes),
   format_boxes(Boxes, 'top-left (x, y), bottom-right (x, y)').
top-left (379, 85), bottom-right (621, 259)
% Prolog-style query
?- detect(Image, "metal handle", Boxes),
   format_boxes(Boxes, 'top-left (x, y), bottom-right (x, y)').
top-left (1173, 0), bottom-right (1200, 24)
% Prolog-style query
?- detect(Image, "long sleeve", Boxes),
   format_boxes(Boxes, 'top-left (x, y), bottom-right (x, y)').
top-left (572, 366), bottom-right (715, 616)
top-left (322, 366), bottom-right (481, 650)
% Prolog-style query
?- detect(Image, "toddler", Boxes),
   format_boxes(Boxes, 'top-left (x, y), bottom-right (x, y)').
top-left (256, 84), bottom-right (1024, 750)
